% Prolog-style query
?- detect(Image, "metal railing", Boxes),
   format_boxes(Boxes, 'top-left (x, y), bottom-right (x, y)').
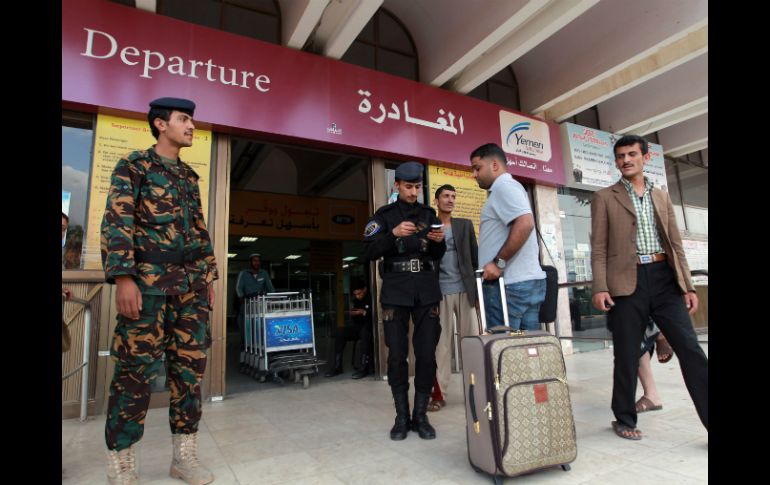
top-left (551, 278), bottom-right (708, 344)
top-left (62, 296), bottom-right (93, 422)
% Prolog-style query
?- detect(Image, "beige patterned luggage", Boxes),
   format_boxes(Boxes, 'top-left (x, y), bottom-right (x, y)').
top-left (461, 272), bottom-right (576, 483)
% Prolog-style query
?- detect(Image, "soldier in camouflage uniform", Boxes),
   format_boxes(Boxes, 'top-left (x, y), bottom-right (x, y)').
top-left (101, 97), bottom-right (217, 485)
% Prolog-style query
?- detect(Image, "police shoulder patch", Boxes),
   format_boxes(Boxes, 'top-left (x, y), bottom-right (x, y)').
top-left (364, 220), bottom-right (381, 238)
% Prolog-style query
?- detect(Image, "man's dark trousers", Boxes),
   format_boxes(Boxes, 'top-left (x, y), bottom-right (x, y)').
top-left (609, 261), bottom-right (708, 430)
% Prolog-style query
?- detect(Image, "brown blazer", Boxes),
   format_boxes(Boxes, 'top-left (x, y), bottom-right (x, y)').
top-left (591, 181), bottom-right (694, 297)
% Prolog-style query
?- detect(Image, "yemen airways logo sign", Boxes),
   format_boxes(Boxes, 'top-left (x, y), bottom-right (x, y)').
top-left (499, 111), bottom-right (551, 162)
top-left (506, 122), bottom-right (531, 145)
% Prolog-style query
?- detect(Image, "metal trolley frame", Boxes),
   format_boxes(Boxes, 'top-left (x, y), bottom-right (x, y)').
top-left (240, 291), bottom-right (325, 388)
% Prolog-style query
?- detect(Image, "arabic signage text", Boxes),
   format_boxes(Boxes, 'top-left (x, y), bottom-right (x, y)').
top-left (229, 191), bottom-right (367, 241)
top-left (63, 0), bottom-right (563, 184)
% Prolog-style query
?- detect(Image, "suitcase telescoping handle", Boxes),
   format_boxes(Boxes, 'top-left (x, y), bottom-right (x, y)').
top-left (475, 269), bottom-right (510, 334)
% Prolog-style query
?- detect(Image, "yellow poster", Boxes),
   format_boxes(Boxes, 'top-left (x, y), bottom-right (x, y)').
top-left (83, 113), bottom-right (212, 270)
top-left (427, 164), bottom-right (487, 238)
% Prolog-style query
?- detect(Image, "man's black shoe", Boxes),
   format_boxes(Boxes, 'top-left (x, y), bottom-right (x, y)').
top-left (351, 368), bottom-right (371, 379)
top-left (324, 367), bottom-right (343, 377)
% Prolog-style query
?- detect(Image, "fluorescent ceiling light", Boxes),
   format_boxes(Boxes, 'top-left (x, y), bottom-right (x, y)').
top-left (342, 264), bottom-right (349, 269)
top-left (227, 253), bottom-right (237, 258)
top-left (285, 255), bottom-right (302, 260)
top-left (342, 256), bottom-right (357, 261)
top-left (240, 236), bottom-right (258, 242)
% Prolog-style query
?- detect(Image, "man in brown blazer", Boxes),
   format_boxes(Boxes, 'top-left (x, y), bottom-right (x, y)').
top-left (591, 135), bottom-right (707, 440)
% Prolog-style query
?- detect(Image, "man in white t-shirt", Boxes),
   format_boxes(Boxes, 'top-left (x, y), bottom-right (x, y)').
top-left (470, 143), bottom-right (545, 330)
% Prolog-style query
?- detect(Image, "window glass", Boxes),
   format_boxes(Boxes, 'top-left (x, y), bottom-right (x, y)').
top-left (160, 0), bottom-right (220, 29)
top-left (62, 115), bottom-right (94, 270)
top-left (378, 49), bottom-right (417, 80)
top-left (678, 163), bottom-right (708, 209)
top-left (665, 160), bottom-right (686, 230)
top-left (222, 5), bottom-right (279, 42)
top-left (379, 12), bottom-right (414, 52)
top-left (557, 187), bottom-right (611, 347)
top-left (160, 0), bottom-right (280, 43)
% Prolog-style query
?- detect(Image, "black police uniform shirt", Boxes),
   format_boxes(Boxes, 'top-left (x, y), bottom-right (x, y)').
top-left (352, 297), bottom-right (373, 329)
top-left (363, 199), bottom-right (446, 306)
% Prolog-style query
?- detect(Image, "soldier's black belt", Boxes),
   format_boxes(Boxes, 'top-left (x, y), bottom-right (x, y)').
top-left (384, 258), bottom-right (437, 273)
top-left (134, 248), bottom-right (207, 265)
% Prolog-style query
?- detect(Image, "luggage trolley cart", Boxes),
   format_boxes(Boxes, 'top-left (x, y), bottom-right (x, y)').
top-left (241, 291), bottom-right (325, 388)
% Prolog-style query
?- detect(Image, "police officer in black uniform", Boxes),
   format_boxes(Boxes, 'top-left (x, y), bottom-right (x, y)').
top-left (363, 162), bottom-right (446, 441)
top-left (324, 280), bottom-right (374, 378)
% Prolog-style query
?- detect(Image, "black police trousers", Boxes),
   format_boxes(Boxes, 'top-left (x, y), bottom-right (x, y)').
top-left (333, 322), bottom-right (373, 360)
top-left (382, 303), bottom-right (441, 394)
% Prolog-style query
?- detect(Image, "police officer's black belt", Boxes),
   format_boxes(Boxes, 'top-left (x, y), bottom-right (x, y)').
top-left (134, 248), bottom-right (207, 265)
top-left (384, 258), bottom-right (437, 273)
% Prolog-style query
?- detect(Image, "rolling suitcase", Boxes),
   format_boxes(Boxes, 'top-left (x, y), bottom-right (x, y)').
top-left (461, 271), bottom-right (576, 483)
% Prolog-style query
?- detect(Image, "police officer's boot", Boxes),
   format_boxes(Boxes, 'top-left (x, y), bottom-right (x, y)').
top-left (351, 354), bottom-right (371, 379)
top-left (106, 445), bottom-right (139, 485)
top-left (411, 391), bottom-right (437, 439)
top-left (170, 432), bottom-right (214, 485)
top-left (324, 353), bottom-right (343, 377)
top-left (390, 392), bottom-right (411, 440)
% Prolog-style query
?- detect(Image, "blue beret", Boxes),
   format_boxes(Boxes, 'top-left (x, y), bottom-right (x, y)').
top-left (395, 162), bottom-right (424, 182)
top-left (149, 97), bottom-right (195, 115)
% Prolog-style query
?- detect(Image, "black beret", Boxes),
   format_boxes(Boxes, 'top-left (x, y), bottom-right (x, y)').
top-left (149, 97), bottom-right (195, 115)
top-left (395, 161), bottom-right (424, 182)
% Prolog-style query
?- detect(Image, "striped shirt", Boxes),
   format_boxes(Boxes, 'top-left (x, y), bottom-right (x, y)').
top-left (620, 177), bottom-right (664, 255)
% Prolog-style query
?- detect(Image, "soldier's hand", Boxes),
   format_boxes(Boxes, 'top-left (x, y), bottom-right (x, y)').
top-left (208, 284), bottom-right (216, 311)
top-left (392, 221), bottom-right (417, 237)
top-left (62, 287), bottom-right (72, 300)
top-left (482, 262), bottom-right (501, 281)
top-left (115, 276), bottom-right (142, 320)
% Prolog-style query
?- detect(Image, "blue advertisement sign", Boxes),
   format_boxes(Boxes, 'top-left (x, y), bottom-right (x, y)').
top-left (265, 314), bottom-right (313, 349)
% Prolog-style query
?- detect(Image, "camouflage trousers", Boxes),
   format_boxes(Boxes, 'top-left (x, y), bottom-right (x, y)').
top-left (105, 289), bottom-right (211, 451)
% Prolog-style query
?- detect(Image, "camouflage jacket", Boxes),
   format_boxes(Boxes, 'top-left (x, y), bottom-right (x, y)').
top-left (100, 147), bottom-right (218, 295)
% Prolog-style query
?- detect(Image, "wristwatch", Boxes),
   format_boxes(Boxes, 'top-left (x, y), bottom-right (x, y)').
top-left (493, 257), bottom-right (506, 270)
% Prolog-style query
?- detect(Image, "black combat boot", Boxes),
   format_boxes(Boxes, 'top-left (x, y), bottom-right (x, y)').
top-left (411, 391), bottom-right (436, 439)
top-left (351, 354), bottom-right (371, 379)
top-left (390, 392), bottom-right (411, 440)
top-left (324, 353), bottom-right (343, 377)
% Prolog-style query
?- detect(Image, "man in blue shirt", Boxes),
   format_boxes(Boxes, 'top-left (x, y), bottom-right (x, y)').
top-left (236, 253), bottom-right (275, 351)
top-left (471, 143), bottom-right (546, 330)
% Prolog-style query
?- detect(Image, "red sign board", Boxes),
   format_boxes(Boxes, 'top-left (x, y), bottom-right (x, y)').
top-left (62, 0), bottom-right (564, 184)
